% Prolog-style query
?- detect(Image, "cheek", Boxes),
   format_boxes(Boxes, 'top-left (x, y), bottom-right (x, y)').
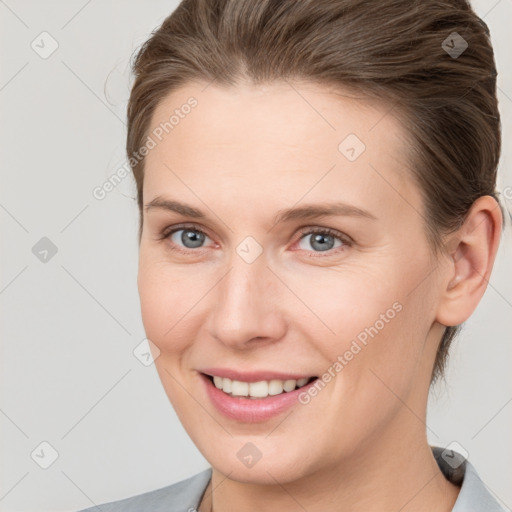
top-left (297, 278), bottom-right (428, 456)
top-left (286, 263), bottom-right (403, 347)
top-left (137, 257), bottom-right (206, 354)
top-left (295, 262), bottom-right (428, 390)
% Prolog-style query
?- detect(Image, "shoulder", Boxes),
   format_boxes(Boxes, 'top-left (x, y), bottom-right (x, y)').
top-left (76, 468), bottom-right (212, 512)
top-left (431, 446), bottom-right (507, 512)
top-left (451, 459), bottom-right (508, 512)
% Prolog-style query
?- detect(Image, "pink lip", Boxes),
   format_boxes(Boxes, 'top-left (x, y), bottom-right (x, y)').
top-left (199, 367), bottom-right (315, 382)
top-left (199, 372), bottom-right (318, 423)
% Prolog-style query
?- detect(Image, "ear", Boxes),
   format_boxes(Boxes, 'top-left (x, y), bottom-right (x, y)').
top-left (436, 195), bottom-right (503, 327)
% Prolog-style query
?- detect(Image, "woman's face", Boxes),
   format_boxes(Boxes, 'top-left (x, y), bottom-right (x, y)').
top-left (138, 80), bottom-right (448, 483)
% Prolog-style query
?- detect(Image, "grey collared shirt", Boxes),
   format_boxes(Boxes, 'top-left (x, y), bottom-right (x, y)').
top-left (77, 447), bottom-right (507, 511)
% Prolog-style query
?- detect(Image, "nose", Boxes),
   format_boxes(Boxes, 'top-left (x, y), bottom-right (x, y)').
top-left (208, 253), bottom-right (287, 350)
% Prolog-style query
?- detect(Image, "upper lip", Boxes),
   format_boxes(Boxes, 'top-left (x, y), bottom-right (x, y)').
top-left (199, 367), bottom-right (317, 382)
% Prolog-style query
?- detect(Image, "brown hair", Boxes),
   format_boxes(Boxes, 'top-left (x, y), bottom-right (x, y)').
top-left (126, 0), bottom-right (504, 385)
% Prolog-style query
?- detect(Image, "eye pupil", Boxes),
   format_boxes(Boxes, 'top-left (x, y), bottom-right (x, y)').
top-left (310, 233), bottom-right (334, 252)
top-left (182, 230), bottom-right (205, 248)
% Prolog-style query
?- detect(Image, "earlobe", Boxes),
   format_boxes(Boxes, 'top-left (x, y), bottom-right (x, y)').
top-left (436, 195), bottom-right (503, 327)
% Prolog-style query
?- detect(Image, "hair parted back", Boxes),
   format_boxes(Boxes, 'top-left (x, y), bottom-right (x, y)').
top-left (126, 0), bottom-right (504, 385)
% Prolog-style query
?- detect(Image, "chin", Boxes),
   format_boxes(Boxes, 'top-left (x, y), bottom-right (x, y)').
top-left (213, 459), bottom-right (310, 485)
top-left (196, 436), bottom-right (319, 485)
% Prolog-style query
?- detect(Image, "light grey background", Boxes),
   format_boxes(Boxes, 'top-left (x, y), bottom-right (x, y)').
top-left (0, 1), bottom-right (511, 511)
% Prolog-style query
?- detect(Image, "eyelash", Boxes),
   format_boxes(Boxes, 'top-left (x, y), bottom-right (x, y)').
top-left (157, 223), bottom-right (352, 256)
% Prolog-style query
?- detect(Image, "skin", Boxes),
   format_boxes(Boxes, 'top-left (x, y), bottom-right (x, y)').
top-left (137, 80), bottom-right (502, 512)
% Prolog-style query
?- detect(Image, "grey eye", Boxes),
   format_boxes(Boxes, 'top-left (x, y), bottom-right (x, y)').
top-left (170, 229), bottom-right (208, 249)
top-left (298, 232), bottom-right (343, 252)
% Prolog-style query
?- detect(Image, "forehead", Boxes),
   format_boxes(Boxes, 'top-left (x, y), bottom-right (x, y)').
top-left (148, 80), bottom-right (407, 153)
top-left (143, 80), bottom-right (420, 221)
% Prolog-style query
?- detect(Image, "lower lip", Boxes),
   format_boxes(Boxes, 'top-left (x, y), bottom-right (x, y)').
top-left (200, 373), bottom-right (318, 423)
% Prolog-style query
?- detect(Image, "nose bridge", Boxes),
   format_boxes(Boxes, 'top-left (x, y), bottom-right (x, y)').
top-left (209, 247), bottom-right (285, 348)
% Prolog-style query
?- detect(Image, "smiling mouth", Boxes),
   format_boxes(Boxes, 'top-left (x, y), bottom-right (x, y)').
top-left (204, 373), bottom-right (318, 399)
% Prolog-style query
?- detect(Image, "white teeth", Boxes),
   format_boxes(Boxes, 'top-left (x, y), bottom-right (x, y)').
top-left (210, 376), bottom-right (313, 398)
top-left (222, 377), bottom-right (232, 393)
top-left (249, 380), bottom-right (268, 398)
top-left (231, 380), bottom-right (249, 397)
top-left (268, 379), bottom-right (284, 395)
top-left (283, 379), bottom-right (296, 392)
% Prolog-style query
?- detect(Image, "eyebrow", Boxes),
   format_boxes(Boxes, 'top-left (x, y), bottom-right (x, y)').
top-left (145, 197), bottom-right (206, 217)
top-left (144, 197), bottom-right (377, 224)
